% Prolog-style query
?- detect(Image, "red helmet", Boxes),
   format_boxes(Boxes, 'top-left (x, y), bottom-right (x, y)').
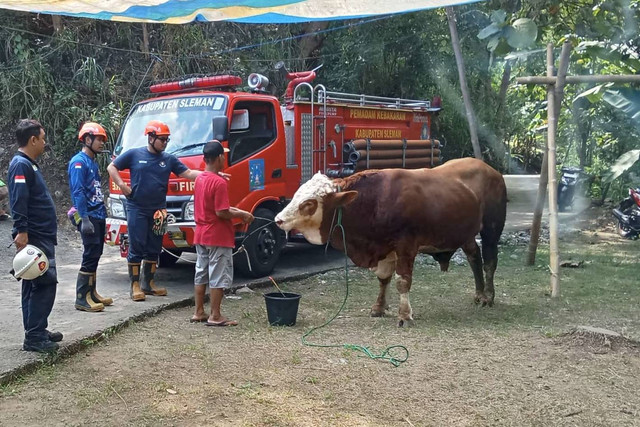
top-left (144, 120), bottom-right (171, 137)
top-left (78, 122), bottom-right (107, 141)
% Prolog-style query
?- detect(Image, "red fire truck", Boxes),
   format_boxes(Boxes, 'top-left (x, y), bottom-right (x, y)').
top-left (105, 63), bottom-right (443, 277)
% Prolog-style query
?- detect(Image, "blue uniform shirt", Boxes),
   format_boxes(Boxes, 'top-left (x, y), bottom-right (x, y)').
top-left (68, 151), bottom-right (107, 219)
top-left (8, 152), bottom-right (57, 244)
top-left (112, 147), bottom-right (188, 211)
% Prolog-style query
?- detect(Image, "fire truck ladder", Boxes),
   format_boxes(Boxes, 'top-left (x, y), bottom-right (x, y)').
top-left (316, 90), bottom-right (433, 111)
top-left (294, 82), bottom-right (330, 179)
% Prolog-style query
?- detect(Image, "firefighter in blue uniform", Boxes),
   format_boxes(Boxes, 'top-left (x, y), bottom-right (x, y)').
top-left (107, 120), bottom-right (201, 301)
top-left (68, 122), bottom-right (113, 312)
top-left (8, 119), bottom-right (63, 353)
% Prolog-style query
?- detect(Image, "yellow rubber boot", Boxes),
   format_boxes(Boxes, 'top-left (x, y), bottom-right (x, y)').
top-left (141, 261), bottom-right (167, 296)
top-left (74, 271), bottom-right (105, 312)
top-left (90, 272), bottom-right (113, 306)
top-left (128, 262), bottom-right (145, 301)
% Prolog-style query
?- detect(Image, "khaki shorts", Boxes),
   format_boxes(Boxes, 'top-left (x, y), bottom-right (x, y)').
top-left (194, 245), bottom-right (233, 289)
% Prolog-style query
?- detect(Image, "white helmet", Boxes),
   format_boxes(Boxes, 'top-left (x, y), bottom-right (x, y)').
top-left (13, 244), bottom-right (49, 280)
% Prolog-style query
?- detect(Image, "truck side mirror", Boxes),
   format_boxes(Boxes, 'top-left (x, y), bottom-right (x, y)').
top-left (212, 116), bottom-right (229, 142)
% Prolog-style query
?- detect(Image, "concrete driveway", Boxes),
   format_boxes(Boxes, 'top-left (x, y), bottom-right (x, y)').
top-left (0, 173), bottom-right (584, 383)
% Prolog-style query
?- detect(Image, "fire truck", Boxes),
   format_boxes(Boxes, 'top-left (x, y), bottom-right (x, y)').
top-left (105, 63), bottom-right (443, 277)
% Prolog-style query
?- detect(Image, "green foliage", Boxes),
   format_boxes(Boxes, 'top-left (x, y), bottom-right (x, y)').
top-left (1, 1), bottom-right (639, 189)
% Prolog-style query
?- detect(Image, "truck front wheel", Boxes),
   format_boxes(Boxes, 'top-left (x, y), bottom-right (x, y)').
top-left (234, 208), bottom-right (285, 277)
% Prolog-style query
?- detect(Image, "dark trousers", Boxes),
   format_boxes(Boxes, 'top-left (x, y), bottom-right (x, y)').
top-left (21, 239), bottom-right (57, 342)
top-left (78, 217), bottom-right (106, 272)
top-left (126, 207), bottom-right (163, 263)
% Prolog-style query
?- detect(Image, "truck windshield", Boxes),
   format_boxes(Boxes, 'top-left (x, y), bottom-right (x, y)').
top-left (114, 95), bottom-right (228, 157)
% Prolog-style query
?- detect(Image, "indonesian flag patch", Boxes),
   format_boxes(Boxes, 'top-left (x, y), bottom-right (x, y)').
top-left (14, 175), bottom-right (26, 184)
top-left (74, 163), bottom-right (82, 169)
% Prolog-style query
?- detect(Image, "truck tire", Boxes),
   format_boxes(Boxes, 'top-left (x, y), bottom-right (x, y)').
top-left (234, 208), bottom-right (285, 277)
top-left (157, 249), bottom-right (181, 268)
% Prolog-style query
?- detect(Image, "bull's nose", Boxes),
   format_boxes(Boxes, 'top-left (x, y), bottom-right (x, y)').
top-left (275, 219), bottom-right (283, 226)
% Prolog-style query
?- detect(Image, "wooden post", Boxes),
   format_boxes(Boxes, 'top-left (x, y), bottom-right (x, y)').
top-left (446, 7), bottom-right (483, 160)
top-left (525, 132), bottom-right (548, 266)
top-left (526, 41), bottom-right (572, 266)
top-left (546, 43), bottom-right (560, 297)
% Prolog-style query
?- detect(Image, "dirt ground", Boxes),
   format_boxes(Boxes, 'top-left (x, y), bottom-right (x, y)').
top-left (1, 207), bottom-right (639, 427)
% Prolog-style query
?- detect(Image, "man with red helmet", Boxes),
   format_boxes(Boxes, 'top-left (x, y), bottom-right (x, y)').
top-left (107, 120), bottom-right (201, 301)
top-left (68, 122), bottom-right (112, 312)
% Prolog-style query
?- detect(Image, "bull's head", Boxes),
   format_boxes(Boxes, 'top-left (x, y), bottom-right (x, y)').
top-left (275, 172), bottom-right (358, 244)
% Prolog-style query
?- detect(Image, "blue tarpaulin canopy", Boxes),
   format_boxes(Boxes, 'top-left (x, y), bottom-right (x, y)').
top-left (0, 0), bottom-right (482, 24)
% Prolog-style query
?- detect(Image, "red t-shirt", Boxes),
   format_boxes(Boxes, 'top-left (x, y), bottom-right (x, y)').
top-left (193, 172), bottom-right (235, 248)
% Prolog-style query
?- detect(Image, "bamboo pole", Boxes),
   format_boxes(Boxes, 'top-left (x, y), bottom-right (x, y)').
top-left (526, 136), bottom-right (548, 265)
top-left (546, 43), bottom-right (560, 297)
top-left (526, 41), bottom-right (572, 266)
top-left (516, 75), bottom-right (640, 85)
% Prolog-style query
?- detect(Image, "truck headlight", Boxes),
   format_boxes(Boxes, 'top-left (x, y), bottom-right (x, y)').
top-left (183, 199), bottom-right (195, 221)
top-left (109, 198), bottom-right (126, 219)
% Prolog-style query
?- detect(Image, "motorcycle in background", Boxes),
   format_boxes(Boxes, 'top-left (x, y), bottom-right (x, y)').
top-left (557, 166), bottom-right (590, 212)
top-left (612, 187), bottom-right (640, 239)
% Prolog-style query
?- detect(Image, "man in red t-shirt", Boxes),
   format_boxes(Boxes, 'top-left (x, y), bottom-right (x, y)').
top-left (192, 140), bottom-right (254, 326)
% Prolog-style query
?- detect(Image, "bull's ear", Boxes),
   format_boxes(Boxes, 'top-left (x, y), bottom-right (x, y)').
top-left (333, 191), bottom-right (358, 207)
top-left (299, 199), bottom-right (318, 216)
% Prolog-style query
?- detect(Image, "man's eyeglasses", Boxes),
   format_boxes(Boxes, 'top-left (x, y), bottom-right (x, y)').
top-left (155, 136), bottom-right (170, 143)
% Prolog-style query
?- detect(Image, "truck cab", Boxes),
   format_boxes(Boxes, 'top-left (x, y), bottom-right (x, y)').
top-left (107, 76), bottom-right (288, 277)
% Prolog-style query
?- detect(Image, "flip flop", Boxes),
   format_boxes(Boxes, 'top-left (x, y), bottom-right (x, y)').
top-left (189, 317), bottom-right (208, 323)
top-left (205, 319), bottom-right (238, 327)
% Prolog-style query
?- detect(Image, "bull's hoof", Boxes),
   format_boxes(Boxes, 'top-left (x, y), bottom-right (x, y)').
top-left (397, 318), bottom-right (414, 328)
top-left (370, 304), bottom-right (387, 317)
top-left (474, 292), bottom-right (494, 307)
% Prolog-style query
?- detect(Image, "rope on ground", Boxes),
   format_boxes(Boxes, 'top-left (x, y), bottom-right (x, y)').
top-left (301, 207), bottom-right (409, 367)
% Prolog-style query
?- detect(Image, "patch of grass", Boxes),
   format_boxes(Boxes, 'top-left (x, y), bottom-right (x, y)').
top-left (289, 237), bottom-right (640, 341)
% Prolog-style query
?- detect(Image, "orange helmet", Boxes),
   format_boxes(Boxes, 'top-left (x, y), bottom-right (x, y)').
top-left (78, 122), bottom-right (107, 141)
top-left (144, 120), bottom-right (171, 137)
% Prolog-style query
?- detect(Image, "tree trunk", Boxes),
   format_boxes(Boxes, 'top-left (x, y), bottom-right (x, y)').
top-left (446, 7), bottom-right (482, 160)
top-left (142, 23), bottom-right (150, 58)
top-left (496, 61), bottom-right (511, 115)
top-left (51, 15), bottom-right (62, 34)
top-left (299, 21), bottom-right (329, 68)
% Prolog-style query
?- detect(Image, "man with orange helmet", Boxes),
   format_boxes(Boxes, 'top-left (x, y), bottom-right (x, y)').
top-left (107, 120), bottom-right (201, 301)
top-left (68, 122), bottom-right (112, 313)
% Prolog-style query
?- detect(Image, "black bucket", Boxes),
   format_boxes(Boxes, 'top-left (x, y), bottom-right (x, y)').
top-left (264, 292), bottom-right (301, 326)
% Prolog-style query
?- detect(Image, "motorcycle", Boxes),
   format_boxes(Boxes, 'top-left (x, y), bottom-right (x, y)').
top-left (612, 187), bottom-right (640, 240)
top-left (557, 166), bottom-right (590, 212)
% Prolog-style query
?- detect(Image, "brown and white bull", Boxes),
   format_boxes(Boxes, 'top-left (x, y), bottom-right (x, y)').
top-left (275, 157), bottom-right (507, 326)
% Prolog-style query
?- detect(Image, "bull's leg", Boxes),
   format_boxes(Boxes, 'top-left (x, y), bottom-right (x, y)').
top-left (481, 240), bottom-right (498, 306)
top-left (394, 255), bottom-right (416, 327)
top-left (370, 255), bottom-right (395, 317)
top-left (461, 239), bottom-right (489, 306)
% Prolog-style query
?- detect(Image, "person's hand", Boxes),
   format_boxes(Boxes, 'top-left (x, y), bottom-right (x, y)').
top-left (218, 172), bottom-right (231, 181)
top-left (242, 212), bottom-right (254, 224)
top-left (80, 217), bottom-right (95, 235)
top-left (120, 183), bottom-right (132, 197)
top-left (14, 232), bottom-right (28, 251)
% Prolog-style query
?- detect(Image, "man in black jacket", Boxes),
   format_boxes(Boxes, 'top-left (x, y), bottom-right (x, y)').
top-left (8, 119), bottom-right (62, 353)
